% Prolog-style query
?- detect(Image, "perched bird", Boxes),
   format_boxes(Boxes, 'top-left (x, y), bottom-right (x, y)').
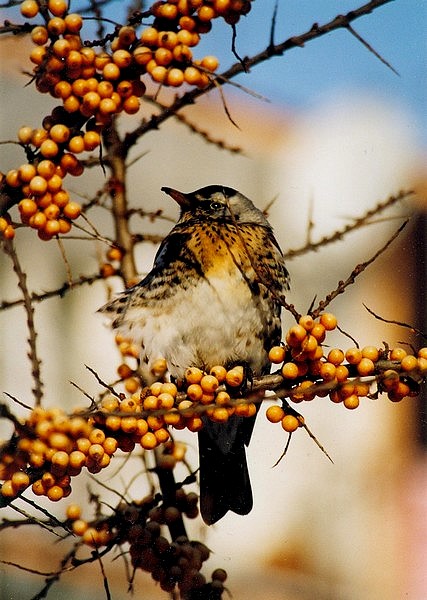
top-left (99, 185), bottom-right (289, 524)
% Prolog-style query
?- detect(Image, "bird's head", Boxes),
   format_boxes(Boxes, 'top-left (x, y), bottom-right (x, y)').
top-left (161, 185), bottom-right (270, 227)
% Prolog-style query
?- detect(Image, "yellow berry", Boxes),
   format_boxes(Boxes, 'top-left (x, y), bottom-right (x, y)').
top-left (400, 355), bottom-right (418, 372)
top-left (209, 365), bottom-right (227, 382)
top-left (361, 346), bottom-right (379, 362)
top-left (21, 0), bottom-right (39, 18)
top-left (225, 366), bottom-right (244, 387)
top-left (11, 471), bottom-right (30, 491)
top-left (327, 348), bottom-right (345, 366)
top-left (320, 313), bottom-right (338, 330)
top-left (345, 347), bottom-right (363, 365)
top-left (343, 394), bottom-right (359, 410)
top-left (390, 347), bottom-right (407, 361)
top-left (268, 346), bottom-right (285, 364)
top-left (200, 374), bottom-right (219, 393)
top-left (356, 358), bottom-right (375, 376)
top-left (281, 414), bottom-right (300, 432)
top-left (185, 367), bottom-right (204, 384)
top-left (266, 405), bottom-right (285, 423)
top-left (281, 362), bottom-right (299, 379)
top-left (298, 315), bottom-right (314, 331)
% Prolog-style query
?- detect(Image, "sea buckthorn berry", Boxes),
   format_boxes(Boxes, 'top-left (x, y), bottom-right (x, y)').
top-left (281, 362), bottom-right (299, 379)
top-left (44, 204), bottom-right (61, 220)
top-left (18, 163), bottom-right (37, 182)
top-left (158, 392), bottom-right (175, 410)
top-left (225, 366), bottom-right (244, 387)
top-left (269, 346), bottom-right (285, 364)
top-left (357, 357), bottom-right (375, 376)
top-left (401, 354), bottom-right (418, 372)
top-left (113, 49), bottom-right (132, 68)
top-left (185, 367), bottom-right (204, 384)
top-left (133, 46), bottom-right (153, 66)
top-left (207, 365), bottom-right (226, 383)
top-left (48, 17), bottom-right (66, 36)
top-left (319, 313), bottom-right (338, 330)
top-left (201, 55), bottom-right (219, 72)
top-left (298, 315), bottom-right (314, 331)
top-left (327, 348), bottom-right (344, 366)
top-left (141, 27), bottom-right (160, 46)
top-left (302, 335), bottom-right (318, 354)
top-left (123, 95), bottom-right (140, 114)
top-left (118, 26), bottom-right (136, 46)
top-left (200, 374), bottom-right (219, 393)
top-left (390, 347), bottom-right (407, 361)
top-left (21, 0), bottom-right (39, 18)
top-left (63, 201), bottom-right (81, 220)
top-left (18, 126), bottom-right (33, 144)
top-left (281, 414), bottom-right (300, 432)
top-left (29, 212), bottom-right (47, 230)
top-left (48, 0), bottom-right (67, 16)
top-left (266, 405), bottom-right (285, 423)
top-left (335, 364), bottom-right (349, 382)
top-left (210, 407), bottom-right (229, 422)
top-left (198, 5), bottom-right (216, 21)
top-left (103, 62), bottom-right (121, 81)
top-left (320, 362), bottom-right (336, 382)
top-left (40, 139), bottom-right (59, 158)
top-left (292, 380), bottom-right (315, 402)
top-left (418, 357), bottom-right (427, 374)
top-left (186, 383), bottom-right (203, 402)
top-left (11, 471), bottom-right (30, 491)
top-left (184, 66), bottom-right (202, 86)
top-left (64, 13), bottom-right (83, 33)
top-left (343, 394), bottom-right (359, 410)
top-left (361, 346), bottom-right (379, 362)
top-left (418, 348), bottom-right (427, 360)
top-left (1, 480), bottom-right (16, 498)
top-left (66, 503), bottom-right (82, 520)
top-left (166, 68), bottom-right (185, 87)
top-left (18, 198), bottom-right (37, 219)
top-left (286, 324), bottom-right (307, 347)
top-left (141, 432), bottom-right (158, 450)
top-left (311, 323), bottom-right (326, 343)
top-left (354, 382), bottom-right (370, 397)
top-left (345, 347), bottom-right (362, 365)
top-left (29, 175), bottom-right (48, 195)
top-left (83, 131), bottom-right (101, 151)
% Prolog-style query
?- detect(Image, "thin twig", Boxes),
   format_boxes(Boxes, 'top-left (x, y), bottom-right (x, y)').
top-left (311, 219), bottom-right (409, 317)
top-left (2, 238), bottom-right (43, 404)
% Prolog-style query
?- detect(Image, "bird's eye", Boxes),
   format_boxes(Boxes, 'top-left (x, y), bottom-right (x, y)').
top-left (210, 201), bottom-right (222, 211)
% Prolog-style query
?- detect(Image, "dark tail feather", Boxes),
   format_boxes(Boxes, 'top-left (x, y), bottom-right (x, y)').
top-left (198, 416), bottom-right (254, 525)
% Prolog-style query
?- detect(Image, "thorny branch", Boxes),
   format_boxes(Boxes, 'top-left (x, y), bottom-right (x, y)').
top-left (1, 238), bottom-right (43, 404)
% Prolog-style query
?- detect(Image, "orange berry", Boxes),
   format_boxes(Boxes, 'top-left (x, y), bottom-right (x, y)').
top-left (18, 163), bottom-right (37, 182)
top-left (48, 0), bottom-right (68, 17)
top-left (68, 136), bottom-right (85, 153)
top-left (113, 49), bottom-right (132, 68)
top-left (66, 503), bottom-right (82, 520)
top-left (200, 374), bottom-right (219, 393)
top-left (401, 354), bottom-right (418, 372)
top-left (122, 95), bottom-right (140, 114)
top-left (335, 364), bottom-right (349, 382)
top-left (186, 383), bottom-right (203, 402)
top-left (210, 365), bottom-right (227, 382)
top-left (157, 392), bottom-right (175, 410)
top-left (286, 324), bottom-right (307, 348)
top-left (31, 26), bottom-right (49, 45)
top-left (141, 432), bottom-right (158, 450)
top-left (118, 25), bottom-right (136, 46)
top-left (311, 323), bottom-right (326, 343)
top-left (390, 347), bottom-right (407, 361)
top-left (327, 348), bottom-right (345, 366)
top-left (166, 68), bottom-right (185, 87)
top-left (298, 315), bottom-right (314, 331)
top-left (361, 346), bottom-right (379, 362)
top-left (133, 46), bottom-right (153, 66)
top-left (29, 175), bottom-right (48, 195)
top-left (356, 358), bottom-right (375, 376)
top-left (48, 17), bottom-right (66, 35)
top-left (281, 362), bottom-right (299, 379)
top-left (225, 366), bottom-right (244, 387)
top-left (44, 219), bottom-right (61, 237)
top-left (29, 211), bottom-right (47, 230)
top-left (52, 189), bottom-right (70, 207)
top-left (343, 394), bottom-right (360, 410)
top-left (198, 5), bottom-right (215, 21)
top-left (140, 27), bottom-right (159, 46)
top-left (102, 62), bottom-right (121, 80)
top-left (281, 414), bottom-right (300, 433)
top-left (18, 198), bottom-right (38, 219)
top-left (18, 126), bottom-right (33, 144)
top-left (63, 95), bottom-right (81, 113)
top-left (11, 471), bottom-right (30, 491)
top-left (83, 130), bottom-right (101, 151)
top-left (266, 405), bottom-right (285, 423)
top-left (40, 139), bottom-right (59, 158)
top-left (184, 66), bottom-right (202, 85)
top-left (417, 348), bottom-right (427, 360)
top-left (319, 313), bottom-right (338, 330)
top-left (21, 0), bottom-right (39, 17)
top-left (37, 160), bottom-right (56, 179)
top-left (201, 55), bottom-right (219, 72)
top-left (319, 362), bottom-right (336, 382)
top-left (185, 367), bottom-right (204, 384)
top-left (47, 485), bottom-right (65, 501)
top-left (53, 38), bottom-right (71, 58)
top-left (64, 13), bottom-right (83, 33)
top-left (186, 417), bottom-right (204, 432)
top-left (345, 347), bottom-right (362, 365)
top-left (268, 346), bottom-right (285, 364)
top-left (99, 97), bottom-right (118, 115)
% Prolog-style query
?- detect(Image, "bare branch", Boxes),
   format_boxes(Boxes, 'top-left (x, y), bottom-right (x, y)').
top-left (2, 238), bottom-right (43, 404)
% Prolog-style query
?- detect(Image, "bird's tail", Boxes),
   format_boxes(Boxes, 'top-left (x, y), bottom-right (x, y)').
top-left (197, 415), bottom-right (255, 525)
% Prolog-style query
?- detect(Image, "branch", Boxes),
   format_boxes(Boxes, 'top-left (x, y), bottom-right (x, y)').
top-left (1, 238), bottom-right (43, 404)
top-left (284, 190), bottom-right (414, 259)
top-left (311, 219), bottom-right (409, 317)
top-left (123, 0), bottom-right (394, 151)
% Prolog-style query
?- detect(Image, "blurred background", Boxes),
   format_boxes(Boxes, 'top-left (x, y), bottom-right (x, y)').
top-left (0, 1), bottom-right (426, 599)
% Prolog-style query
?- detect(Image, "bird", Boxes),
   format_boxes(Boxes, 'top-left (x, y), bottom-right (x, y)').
top-left (99, 185), bottom-right (289, 524)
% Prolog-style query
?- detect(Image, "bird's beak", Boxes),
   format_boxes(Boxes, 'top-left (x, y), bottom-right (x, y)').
top-left (161, 187), bottom-right (191, 209)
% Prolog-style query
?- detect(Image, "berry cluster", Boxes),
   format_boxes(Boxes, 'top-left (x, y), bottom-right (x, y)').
top-left (1, 0), bottom-right (253, 240)
top-left (0, 406), bottom-right (118, 500)
top-left (66, 493), bottom-right (227, 596)
top-left (267, 313), bottom-right (427, 412)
